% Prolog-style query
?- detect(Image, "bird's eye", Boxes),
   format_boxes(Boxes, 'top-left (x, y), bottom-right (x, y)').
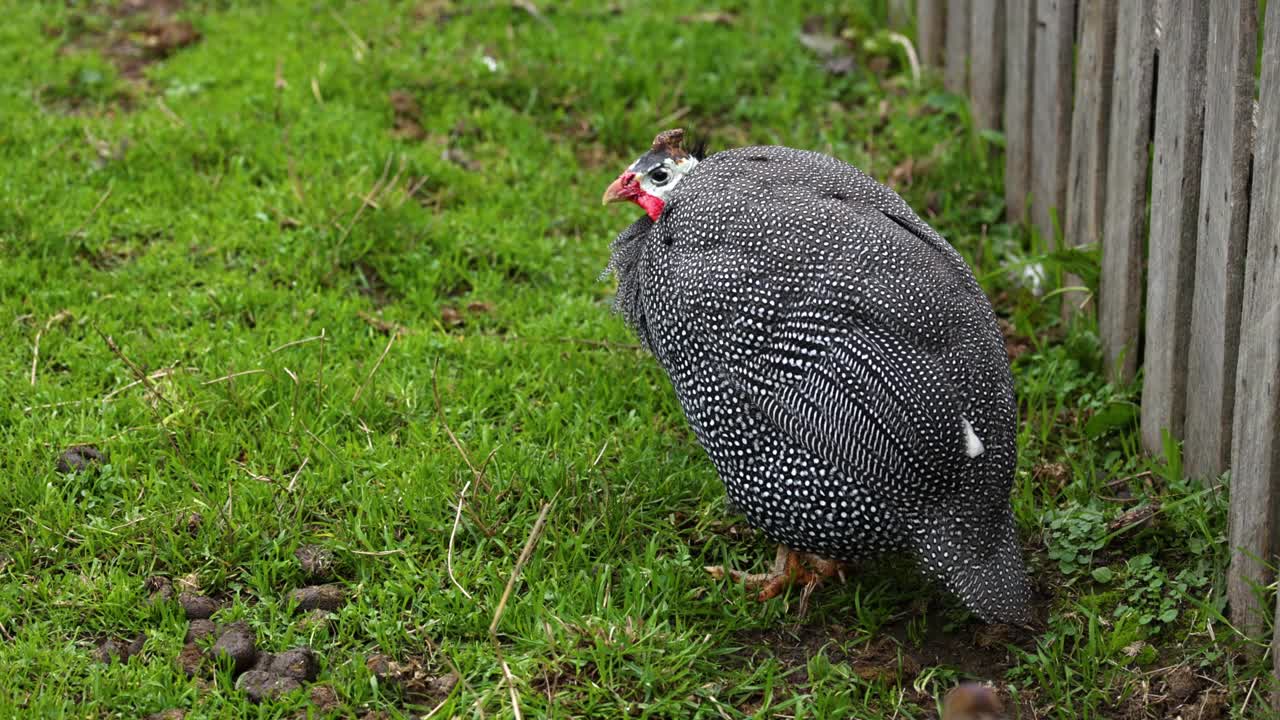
top-left (649, 168), bottom-right (671, 184)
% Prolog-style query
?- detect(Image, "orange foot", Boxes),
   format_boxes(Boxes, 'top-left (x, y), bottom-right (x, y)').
top-left (705, 545), bottom-right (846, 613)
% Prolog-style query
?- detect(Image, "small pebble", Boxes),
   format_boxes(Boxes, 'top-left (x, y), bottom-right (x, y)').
top-left (145, 577), bottom-right (174, 606)
top-left (296, 608), bottom-right (331, 633)
top-left (184, 619), bottom-right (217, 644)
top-left (57, 445), bottom-right (105, 473)
top-left (421, 672), bottom-right (459, 699)
top-left (210, 621), bottom-right (256, 674)
top-left (178, 593), bottom-right (217, 620)
top-left (290, 584), bottom-right (345, 612)
top-left (309, 684), bottom-right (340, 711)
top-left (294, 545), bottom-right (336, 580)
top-left (94, 634), bottom-right (145, 664)
top-left (271, 647), bottom-right (319, 681)
top-left (365, 653), bottom-right (457, 702)
top-left (365, 653), bottom-right (400, 682)
top-left (1165, 665), bottom-right (1200, 704)
top-left (248, 651), bottom-right (275, 673)
top-left (177, 643), bottom-right (204, 677)
top-left (236, 670), bottom-right (302, 703)
top-left (94, 638), bottom-right (122, 665)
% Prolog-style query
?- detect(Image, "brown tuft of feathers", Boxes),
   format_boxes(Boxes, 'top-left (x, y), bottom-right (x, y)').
top-left (650, 128), bottom-right (691, 158)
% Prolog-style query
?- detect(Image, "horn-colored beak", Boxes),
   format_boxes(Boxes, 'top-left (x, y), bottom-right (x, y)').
top-left (602, 172), bottom-right (638, 205)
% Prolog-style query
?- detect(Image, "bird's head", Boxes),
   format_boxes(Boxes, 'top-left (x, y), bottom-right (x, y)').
top-left (602, 128), bottom-right (701, 221)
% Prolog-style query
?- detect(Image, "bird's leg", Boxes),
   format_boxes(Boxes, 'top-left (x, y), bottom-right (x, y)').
top-left (797, 554), bottom-right (846, 617)
top-left (705, 545), bottom-right (845, 603)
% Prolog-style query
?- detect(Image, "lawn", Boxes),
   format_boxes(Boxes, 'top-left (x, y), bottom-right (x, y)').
top-left (0, 1), bottom-right (1269, 718)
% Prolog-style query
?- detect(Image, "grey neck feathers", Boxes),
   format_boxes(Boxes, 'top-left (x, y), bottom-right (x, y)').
top-left (601, 215), bottom-right (654, 349)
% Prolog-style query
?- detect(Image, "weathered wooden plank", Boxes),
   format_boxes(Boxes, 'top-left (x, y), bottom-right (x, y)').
top-left (1030, 0), bottom-right (1075, 249)
top-left (1062, 0), bottom-right (1117, 317)
top-left (1185, 0), bottom-right (1257, 482)
top-left (945, 0), bottom-right (971, 93)
top-left (1003, 0), bottom-right (1034, 222)
top-left (1155, 0), bottom-right (1168, 46)
top-left (1139, 0), bottom-right (1209, 455)
top-left (1232, 0), bottom-right (1280, 653)
top-left (918, 0), bottom-right (946, 68)
top-left (1099, 1), bottom-right (1157, 384)
top-left (969, 0), bottom-right (1004, 131)
top-left (888, 0), bottom-right (911, 31)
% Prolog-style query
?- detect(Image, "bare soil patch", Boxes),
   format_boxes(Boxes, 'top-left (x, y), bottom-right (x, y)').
top-left (63, 0), bottom-right (202, 81)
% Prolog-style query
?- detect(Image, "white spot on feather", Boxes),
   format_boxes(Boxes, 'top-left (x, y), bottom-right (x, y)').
top-left (962, 417), bottom-right (985, 458)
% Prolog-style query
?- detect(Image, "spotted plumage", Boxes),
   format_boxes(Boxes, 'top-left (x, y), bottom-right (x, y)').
top-left (601, 130), bottom-right (1030, 624)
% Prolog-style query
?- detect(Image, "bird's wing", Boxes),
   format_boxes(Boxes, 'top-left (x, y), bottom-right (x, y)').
top-left (655, 192), bottom-right (995, 490)
top-left (653, 151), bottom-right (1011, 492)
top-left (731, 264), bottom-right (980, 490)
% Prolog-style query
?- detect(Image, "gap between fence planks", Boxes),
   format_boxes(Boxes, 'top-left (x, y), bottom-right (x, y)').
top-left (967, 0), bottom-right (1004, 132)
top-left (1139, 0), bottom-right (1209, 456)
top-left (1098, 1), bottom-right (1158, 384)
top-left (1029, 0), bottom-right (1076, 250)
top-left (1003, 0), bottom-right (1034, 223)
top-left (1062, 0), bottom-right (1117, 319)
top-left (1184, 0), bottom-right (1257, 481)
top-left (1230, 0), bottom-right (1280, 662)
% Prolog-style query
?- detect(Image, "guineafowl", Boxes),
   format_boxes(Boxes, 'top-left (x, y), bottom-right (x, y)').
top-left (600, 129), bottom-right (1029, 625)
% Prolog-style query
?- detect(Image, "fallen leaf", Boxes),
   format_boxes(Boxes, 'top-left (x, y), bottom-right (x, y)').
top-left (1032, 461), bottom-right (1069, 488)
top-left (823, 56), bottom-right (857, 76)
top-left (290, 585), bottom-right (346, 612)
top-left (309, 684), bottom-right (340, 711)
top-left (366, 654), bottom-right (459, 704)
top-left (358, 310), bottom-right (409, 336)
top-left (140, 18), bottom-right (200, 58)
top-left (389, 90), bottom-right (426, 140)
top-left (867, 55), bottom-right (891, 76)
top-left (679, 11), bottom-right (736, 26)
top-left (441, 147), bottom-right (480, 171)
top-left (1121, 640), bottom-right (1148, 657)
top-left (440, 306), bottom-right (464, 326)
top-left (887, 157), bottom-right (915, 188)
top-left (798, 32), bottom-right (842, 57)
top-left (1107, 504), bottom-right (1160, 533)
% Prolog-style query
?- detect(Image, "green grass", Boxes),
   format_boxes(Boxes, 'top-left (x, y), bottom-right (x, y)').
top-left (0, 1), bottom-right (1271, 717)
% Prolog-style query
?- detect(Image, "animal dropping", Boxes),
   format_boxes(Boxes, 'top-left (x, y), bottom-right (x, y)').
top-left (600, 129), bottom-right (1030, 624)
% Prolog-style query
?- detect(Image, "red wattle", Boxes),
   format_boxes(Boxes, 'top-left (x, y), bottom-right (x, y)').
top-left (637, 194), bottom-right (664, 221)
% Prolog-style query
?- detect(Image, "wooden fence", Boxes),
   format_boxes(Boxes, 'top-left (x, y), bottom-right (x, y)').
top-left (897, 0), bottom-right (1280, 689)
